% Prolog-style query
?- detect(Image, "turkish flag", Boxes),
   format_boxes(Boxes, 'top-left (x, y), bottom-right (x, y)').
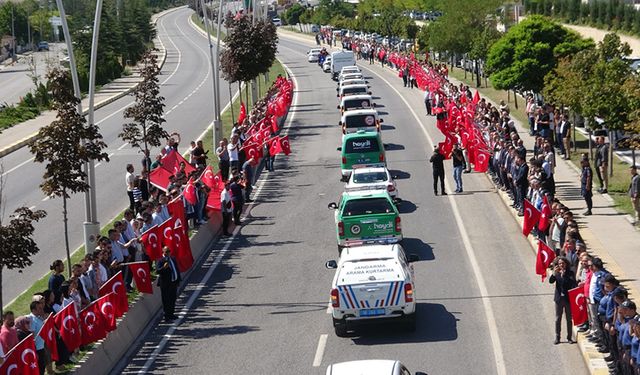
top-left (99, 271), bottom-right (128, 317)
top-left (238, 102), bottom-right (247, 124)
top-left (474, 150), bottom-right (489, 172)
top-left (535, 240), bottom-right (556, 281)
top-left (568, 286), bottom-right (588, 326)
top-left (538, 195), bottom-right (552, 232)
top-left (472, 90), bottom-right (480, 106)
top-left (158, 217), bottom-right (176, 248)
top-left (437, 139), bottom-right (453, 159)
top-left (79, 302), bottom-right (107, 346)
top-left (183, 178), bottom-right (198, 206)
top-left (95, 293), bottom-right (117, 332)
top-left (279, 136), bottom-right (291, 156)
top-left (54, 303), bottom-right (81, 352)
top-left (200, 166), bottom-right (219, 188)
top-left (173, 219), bottom-right (194, 272)
top-left (206, 190), bottom-right (222, 211)
top-left (38, 313), bottom-right (59, 361)
top-left (0, 334), bottom-right (39, 375)
top-left (270, 116), bottom-right (279, 133)
top-left (522, 199), bottom-right (541, 237)
top-left (161, 150), bottom-right (196, 176)
top-left (129, 261), bottom-right (153, 294)
top-left (140, 225), bottom-right (162, 261)
top-left (167, 198), bottom-right (187, 235)
top-left (241, 142), bottom-right (264, 161)
top-left (149, 166), bottom-right (173, 192)
top-left (268, 137), bottom-right (283, 156)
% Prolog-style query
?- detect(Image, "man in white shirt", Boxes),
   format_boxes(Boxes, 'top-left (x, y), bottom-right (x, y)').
top-left (125, 164), bottom-right (135, 211)
top-left (227, 134), bottom-right (240, 173)
top-left (221, 184), bottom-right (232, 237)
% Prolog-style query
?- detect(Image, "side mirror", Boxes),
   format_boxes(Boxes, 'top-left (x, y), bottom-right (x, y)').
top-left (337, 146), bottom-right (342, 151)
top-left (325, 260), bottom-right (338, 269)
top-left (328, 202), bottom-right (338, 209)
top-left (407, 254), bottom-right (419, 263)
top-left (365, 80), bottom-right (369, 84)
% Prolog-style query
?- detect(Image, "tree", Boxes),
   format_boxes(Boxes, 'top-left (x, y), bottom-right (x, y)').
top-left (220, 15), bottom-right (278, 84)
top-left (29, 68), bottom-right (109, 274)
top-left (468, 22), bottom-right (502, 87)
top-left (120, 51), bottom-right (168, 169)
top-left (0, 165), bottom-right (47, 316)
top-left (486, 15), bottom-right (592, 93)
top-left (622, 74), bottom-right (640, 152)
top-left (282, 3), bottom-right (305, 25)
top-left (567, 0), bottom-right (580, 23)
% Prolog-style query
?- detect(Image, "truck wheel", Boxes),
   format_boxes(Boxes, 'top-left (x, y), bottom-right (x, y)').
top-left (404, 314), bottom-right (416, 332)
top-left (333, 319), bottom-right (348, 337)
top-left (337, 245), bottom-right (344, 256)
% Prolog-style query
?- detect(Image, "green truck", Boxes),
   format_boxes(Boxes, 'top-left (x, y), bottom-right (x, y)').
top-left (338, 130), bottom-right (386, 180)
top-left (328, 190), bottom-right (402, 252)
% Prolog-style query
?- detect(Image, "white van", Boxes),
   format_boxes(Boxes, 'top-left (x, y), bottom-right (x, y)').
top-left (339, 108), bottom-right (382, 135)
top-left (326, 244), bottom-right (418, 337)
top-left (330, 50), bottom-right (356, 80)
top-left (337, 94), bottom-right (374, 113)
top-left (337, 84), bottom-right (370, 99)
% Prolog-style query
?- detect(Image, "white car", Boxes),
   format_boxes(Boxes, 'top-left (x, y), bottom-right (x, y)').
top-left (336, 78), bottom-right (368, 93)
top-left (339, 72), bottom-right (364, 82)
top-left (337, 94), bottom-right (375, 113)
top-left (339, 108), bottom-right (382, 135)
top-left (323, 56), bottom-right (332, 72)
top-left (337, 84), bottom-right (370, 99)
top-left (271, 18), bottom-right (282, 26)
top-left (326, 360), bottom-right (416, 375)
top-left (339, 66), bottom-right (361, 80)
top-left (346, 164), bottom-right (398, 199)
top-left (308, 48), bottom-right (322, 63)
top-left (326, 244), bottom-right (418, 337)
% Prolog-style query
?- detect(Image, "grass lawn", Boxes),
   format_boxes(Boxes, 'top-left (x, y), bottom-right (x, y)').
top-left (447, 66), bottom-right (636, 219)
top-left (190, 13), bottom-right (226, 39)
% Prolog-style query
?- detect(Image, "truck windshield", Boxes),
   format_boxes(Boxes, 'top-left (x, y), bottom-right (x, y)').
top-left (344, 198), bottom-right (393, 216)
top-left (344, 114), bottom-right (376, 129)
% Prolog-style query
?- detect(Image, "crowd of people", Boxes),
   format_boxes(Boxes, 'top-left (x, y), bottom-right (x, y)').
top-left (0, 74), bottom-right (293, 373)
top-left (371, 44), bottom-right (640, 374)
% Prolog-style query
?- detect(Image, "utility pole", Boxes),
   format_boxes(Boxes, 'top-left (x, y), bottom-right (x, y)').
top-left (199, 0), bottom-right (222, 152)
top-left (11, 5), bottom-right (16, 63)
top-left (85, 0), bottom-right (104, 255)
top-left (55, 0), bottom-right (100, 254)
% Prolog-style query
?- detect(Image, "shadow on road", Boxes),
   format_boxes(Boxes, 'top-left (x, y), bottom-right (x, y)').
top-left (349, 303), bottom-right (458, 343)
top-left (401, 238), bottom-right (435, 261)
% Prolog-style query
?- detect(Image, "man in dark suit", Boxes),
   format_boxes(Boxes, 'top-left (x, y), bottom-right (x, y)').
top-left (558, 114), bottom-right (572, 160)
top-left (156, 246), bottom-right (181, 322)
top-left (549, 257), bottom-right (577, 344)
top-left (514, 155), bottom-right (529, 215)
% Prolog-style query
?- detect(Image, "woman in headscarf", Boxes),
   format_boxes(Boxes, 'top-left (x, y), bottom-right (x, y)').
top-left (14, 316), bottom-right (31, 341)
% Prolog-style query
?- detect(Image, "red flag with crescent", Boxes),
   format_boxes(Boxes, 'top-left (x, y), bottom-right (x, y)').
top-left (538, 195), bottom-right (552, 232)
top-left (0, 334), bottom-right (39, 375)
top-left (149, 166), bottom-right (173, 192)
top-left (98, 271), bottom-right (128, 317)
top-left (183, 178), bottom-right (198, 206)
top-left (158, 217), bottom-right (176, 249)
top-left (237, 102), bottom-right (247, 124)
top-left (472, 90), bottom-right (480, 106)
top-left (568, 286), bottom-right (588, 326)
top-left (129, 261), bottom-right (153, 294)
top-left (38, 313), bottom-right (58, 361)
top-left (168, 197), bottom-right (187, 232)
top-left (535, 240), bottom-right (556, 281)
top-left (522, 199), bottom-right (541, 237)
top-left (54, 303), bottom-right (82, 352)
top-left (269, 137), bottom-right (282, 156)
top-left (173, 219), bottom-right (193, 272)
top-left (140, 225), bottom-right (162, 261)
top-left (79, 301), bottom-right (108, 346)
top-left (279, 135), bottom-right (291, 156)
top-left (474, 150), bottom-right (489, 172)
top-left (95, 293), bottom-right (117, 332)
top-left (241, 142), bottom-right (263, 161)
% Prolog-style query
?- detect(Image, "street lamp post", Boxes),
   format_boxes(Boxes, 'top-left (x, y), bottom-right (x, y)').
top-left (55, 0), bottom-right (100, 254)
top-left (199, 0), bottom-right (222, 152)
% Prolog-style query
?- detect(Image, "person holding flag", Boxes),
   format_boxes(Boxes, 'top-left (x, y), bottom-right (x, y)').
top-left (549, 257), bottom-right (577, 345)
top-left (429, 146), bottom-right (446, 196)
top-left (156, 246), bottom-right (181, 322)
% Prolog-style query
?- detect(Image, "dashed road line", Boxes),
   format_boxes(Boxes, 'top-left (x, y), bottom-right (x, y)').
top-left (312, 334), bottom-right (328, 367)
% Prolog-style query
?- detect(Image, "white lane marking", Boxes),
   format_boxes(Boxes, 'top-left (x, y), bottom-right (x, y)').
top-left (1, 157), bottom-right (34, 177)
top-left (312, 334), bottom-right (328, 367)
top-left (28, 205), bottom-right (36, 210)
top-left (138, 54), bottom-right (302, 374)
top-left (41, 196), bottom-right (50, 202)
top-left (326, 303), bottom-right (331, 314)
top-left (355, 59), bottom-right (508, 375)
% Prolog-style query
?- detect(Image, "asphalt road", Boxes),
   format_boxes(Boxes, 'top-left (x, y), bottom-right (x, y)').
top-left (115, 26), bottom-right (588, 375)
top-left (0, 43), bottom-right (66, 106)
top-left (0, 7), bottom-right (233, 304)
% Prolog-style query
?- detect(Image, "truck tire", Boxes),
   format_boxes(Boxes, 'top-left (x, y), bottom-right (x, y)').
top-left (333, 319), bottom-right (348, 337)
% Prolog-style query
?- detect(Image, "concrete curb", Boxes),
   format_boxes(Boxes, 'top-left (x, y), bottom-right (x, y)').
top-left (276, 28), bottom-right (628, 375)
top-left (0, 6), bottom-right (183, 159)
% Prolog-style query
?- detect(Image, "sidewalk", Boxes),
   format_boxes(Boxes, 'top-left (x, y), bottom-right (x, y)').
top-left (278, 28), bottom-right (639, 375)
top-left (0, 6), bottom-right (180, 158)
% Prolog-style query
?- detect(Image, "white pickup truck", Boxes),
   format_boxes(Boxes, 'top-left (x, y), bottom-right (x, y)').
top-left (326, 244), bottom-right (418, 337)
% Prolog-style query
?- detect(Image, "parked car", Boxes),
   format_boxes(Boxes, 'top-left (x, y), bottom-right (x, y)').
top-left (271, 18), bottom-right (282, 26)
top-left (37, 41), bottom-right (49, 51)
